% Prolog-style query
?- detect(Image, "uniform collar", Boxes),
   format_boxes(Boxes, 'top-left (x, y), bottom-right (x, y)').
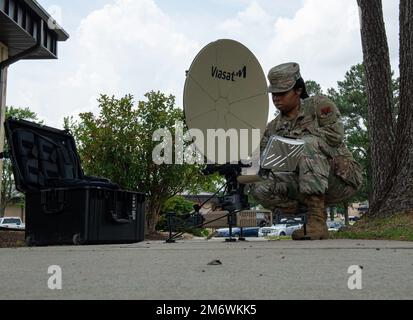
top-left (296, 101), bottom-right (306, 119)
top-left (278, 100), bottom-right (305, 121)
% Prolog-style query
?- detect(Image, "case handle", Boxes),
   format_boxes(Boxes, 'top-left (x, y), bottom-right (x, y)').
top-left (40, 190), bottom-right (65, 214)
top-left (42, 202), bottom-right (65, 214)
top-left (109, 210), bottom-right (131, 224)
top-left (107, 191), bottom-right (132, 224)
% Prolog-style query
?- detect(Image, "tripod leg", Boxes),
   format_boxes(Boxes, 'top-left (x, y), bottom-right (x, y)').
top-left (238, 227), bottom-right (246, 241)
top-left (225, 223), bottom-right (237, 242)
top-left (165, 212), bottom-right (176, 243)
top-left (302, 214), bottom-right (311, 241)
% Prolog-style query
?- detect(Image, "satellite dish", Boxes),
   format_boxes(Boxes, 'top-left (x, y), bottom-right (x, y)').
top-left (183, 39), bottom-right (269, 164)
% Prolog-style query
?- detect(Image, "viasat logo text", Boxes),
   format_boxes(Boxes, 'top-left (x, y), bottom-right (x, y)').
top-left (211, 66), bottom-right (247, 82)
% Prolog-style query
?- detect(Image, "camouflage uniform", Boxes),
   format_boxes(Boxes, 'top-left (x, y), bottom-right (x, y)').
top-left (250, 64), bottom-right (363, 213)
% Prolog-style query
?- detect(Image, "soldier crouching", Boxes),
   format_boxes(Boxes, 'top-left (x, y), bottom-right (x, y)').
top-left (249, 62), bottom-right (363, 240)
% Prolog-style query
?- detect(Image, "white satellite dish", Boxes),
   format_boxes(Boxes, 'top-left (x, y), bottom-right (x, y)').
top-left (183, 39), bottom-right (269, 164)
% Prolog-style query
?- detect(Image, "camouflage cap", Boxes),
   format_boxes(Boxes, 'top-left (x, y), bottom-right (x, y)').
top-left (267, 62), bottom-right (301, 93)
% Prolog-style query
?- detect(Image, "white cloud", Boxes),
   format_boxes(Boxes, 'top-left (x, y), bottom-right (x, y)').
top-left (67, 0), bottom-right (200, 113)
top-left (219, 1), bottom-right (271, 30)
top-left (8, 0), bottom-right (200, 127)
top-left (215, 1), bottom-right (273, 55)
top-left (265, 0), bottom-right (399, 89)
top-left (264, 0), bottom-right (363, 91)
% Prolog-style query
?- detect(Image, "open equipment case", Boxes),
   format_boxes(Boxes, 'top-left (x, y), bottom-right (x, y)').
top-left (4, 118), bottom-right (146, 246)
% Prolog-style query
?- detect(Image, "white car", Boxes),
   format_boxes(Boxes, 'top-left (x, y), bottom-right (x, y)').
top-left (0, 217), bottom-right (25, 230)
top-left (327, 220), bottom-right (345, 232)
top-left (259, 221), bottom-right (303, 237)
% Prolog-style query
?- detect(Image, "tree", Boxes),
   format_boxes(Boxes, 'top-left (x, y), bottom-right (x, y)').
top-left (1, 107), bottom-right (41, 216)
top-left (65, 91), bottom-right (216, 234)
top-left (327, 64), bottom-right (399, 203)
top-left (156, 195), bottom-right (195, 231)
top-left (357, 0), bottom-right (413, 216)
top-left (305, 80), bottom-right (323, 96)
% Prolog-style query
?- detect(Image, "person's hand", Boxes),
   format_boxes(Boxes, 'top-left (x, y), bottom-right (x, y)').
top-left (274, 182), bottom-right (288, 195)
top-left (285, 128), bottom-right (304, 139)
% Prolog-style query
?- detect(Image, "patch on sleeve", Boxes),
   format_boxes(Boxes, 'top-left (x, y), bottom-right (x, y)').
top-left (321, 106), bottom-right (332, 116)
top-left (312, 95), bottom-right (340, 126)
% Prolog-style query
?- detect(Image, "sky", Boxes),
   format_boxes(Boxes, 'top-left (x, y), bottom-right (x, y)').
top-left (5, 0), bottom-right (400, 128)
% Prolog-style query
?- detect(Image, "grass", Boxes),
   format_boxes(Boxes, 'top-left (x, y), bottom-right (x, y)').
top-left (264, 212), bottom-right (413, 241)
top-left (265, 235), bottom-right (292, 241)
top-left (330, 212), bottom-right (413, 241)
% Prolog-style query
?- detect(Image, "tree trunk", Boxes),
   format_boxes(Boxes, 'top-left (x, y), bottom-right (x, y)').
top-left (357, 0), bottom-right (395, 211)
top-left (1, 161), bottom-right (12, 217)
top-left (145, 199), bottom-right (162, 235)
top-left (378, 0), bottom-right (413, 215)
top-left (343, 201), bottom-right (350, 226)
top-left (357, 0), bottom-right (413, 216)
top-left (0, 203), bottom-right (5, 217)
top-left (0, 45), bottom-right (8, 211)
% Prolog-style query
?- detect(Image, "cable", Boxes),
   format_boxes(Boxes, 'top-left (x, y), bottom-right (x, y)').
top-left (168, 182), bottom-right (228, 241)
top-left (169, 208), bottom-right (244, 241)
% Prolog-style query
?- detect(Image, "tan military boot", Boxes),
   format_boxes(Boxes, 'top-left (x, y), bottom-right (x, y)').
top-left (292, 195), bottom-right (329, 240)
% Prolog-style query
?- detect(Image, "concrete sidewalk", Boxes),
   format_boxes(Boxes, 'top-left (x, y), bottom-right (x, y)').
top-left (1, 239), bottom-right (412, 300)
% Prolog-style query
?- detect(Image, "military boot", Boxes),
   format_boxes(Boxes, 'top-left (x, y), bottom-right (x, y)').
top-left (292, 195), bottom-right (329, 240)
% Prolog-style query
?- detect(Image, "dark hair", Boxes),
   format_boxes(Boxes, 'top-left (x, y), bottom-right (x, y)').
top-left (293, 78), bottom-right (309, 99)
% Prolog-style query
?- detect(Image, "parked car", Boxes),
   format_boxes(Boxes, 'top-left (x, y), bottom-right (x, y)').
top-left (0, 217), bottom-right (25, 230)
top-left (215, 227), bottom-right (259, 238)
top-left (279, 217), bottom-right (304, 223)
top-left (259, 221), bottom-right (303, 237)
top-left (327, 220), bottom-right (345, 232)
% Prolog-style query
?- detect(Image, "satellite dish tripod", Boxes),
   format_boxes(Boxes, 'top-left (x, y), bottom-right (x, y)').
top-left (166, 164), bottom-right (251, 243)
top-left (202, 164), bottom-right (251, 242)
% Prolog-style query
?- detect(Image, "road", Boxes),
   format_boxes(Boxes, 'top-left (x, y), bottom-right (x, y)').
top-left (1, 239), bottom-right (412, 300)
